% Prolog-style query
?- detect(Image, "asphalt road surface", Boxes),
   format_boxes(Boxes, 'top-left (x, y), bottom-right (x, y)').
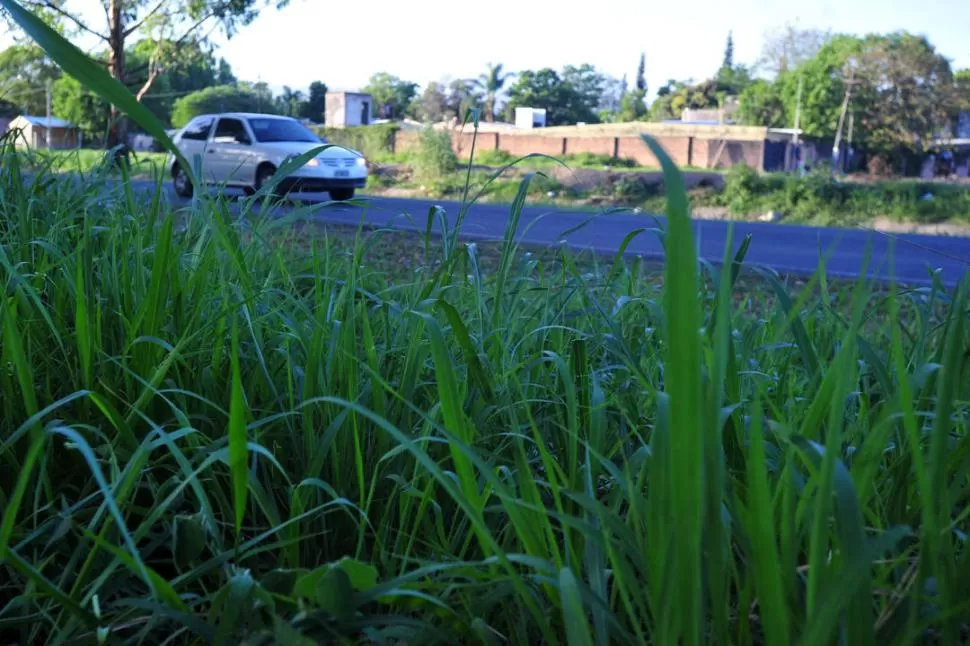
top-left (143, 181), bottom-right (970, 287)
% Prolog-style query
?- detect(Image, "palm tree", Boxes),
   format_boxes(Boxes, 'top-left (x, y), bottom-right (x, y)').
top-left (475, 62), bottom-right (513, 122)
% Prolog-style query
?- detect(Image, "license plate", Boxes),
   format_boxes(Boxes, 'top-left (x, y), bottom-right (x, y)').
top-left (334, 170), bottom-right (349, 177)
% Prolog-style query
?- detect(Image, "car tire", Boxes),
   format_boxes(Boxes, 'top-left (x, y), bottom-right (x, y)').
top-left (255, 165), bottom-right (281, 201)
top-left (329, 188), bottom-right (355, 201)
top-left (173, 164), bottom-right (193, 198)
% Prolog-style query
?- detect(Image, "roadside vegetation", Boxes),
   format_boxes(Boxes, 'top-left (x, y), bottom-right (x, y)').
top-left (15, 147), bottom-right (168, 181)
top-left (2, 6), bottom-right (970, 643)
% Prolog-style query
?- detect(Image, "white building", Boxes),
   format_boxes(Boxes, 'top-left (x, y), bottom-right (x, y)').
top-left (324, 91), bottom-right (373, 128)
top-left (7, 115), bottom-right (80, 149)
top-left (514, 107), bottom-right (547, 129)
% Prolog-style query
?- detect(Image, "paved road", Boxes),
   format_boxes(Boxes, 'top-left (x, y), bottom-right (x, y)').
top-left (144, 181), bottom-right (970, 287)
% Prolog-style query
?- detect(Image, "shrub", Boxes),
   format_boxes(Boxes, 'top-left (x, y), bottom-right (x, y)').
top-left (314, 123), bottom-right (399, 160)
top-left (410, 127), bottom-right (458, 182)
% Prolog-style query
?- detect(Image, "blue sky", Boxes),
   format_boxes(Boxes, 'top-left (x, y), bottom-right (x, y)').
top-left (2, 0), bottom-right (969, 99)
top-left (211, 0), bottom-right (970, 97)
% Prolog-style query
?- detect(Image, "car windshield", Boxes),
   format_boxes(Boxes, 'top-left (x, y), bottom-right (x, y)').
top-left (247, 118), bottom-right (320, 143)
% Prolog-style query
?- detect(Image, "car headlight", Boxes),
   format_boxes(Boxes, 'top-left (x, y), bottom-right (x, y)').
top-left (306, 158), bottom-right (321, 167)
top-left (355, 157), bottom-right (367, 167)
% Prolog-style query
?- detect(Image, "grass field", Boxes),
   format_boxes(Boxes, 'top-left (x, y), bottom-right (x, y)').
top-left (17, 147), bottom-right (169, 180)
top-left (3, 121), bottom-right (970, 645)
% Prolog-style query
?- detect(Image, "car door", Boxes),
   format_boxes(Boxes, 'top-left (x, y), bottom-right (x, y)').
top-left (177, 116), bottom-right (214, 179)
top-left (209, 117), bottom-right (253, 184)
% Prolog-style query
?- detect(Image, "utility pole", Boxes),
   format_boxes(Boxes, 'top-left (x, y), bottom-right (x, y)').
top-left (847, 112), bottom-right (854, 172)
top-left (832, 65), bottom-right (857, 176)
top-left (45, 78), bottom-right (52, 149)
top-left (793, 75), bottom-right (802, 145)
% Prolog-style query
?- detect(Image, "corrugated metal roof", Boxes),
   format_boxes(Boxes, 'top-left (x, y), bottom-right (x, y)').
top-left (15, 115), bottom-right (75, 128)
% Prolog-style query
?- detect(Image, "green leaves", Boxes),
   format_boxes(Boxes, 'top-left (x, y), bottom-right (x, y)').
top-left (0, 0), bottom-right (182, 164)
top-left (229, 320), bottom-right (250, 539)
top-left (640, 134), bottom-right (705, 646)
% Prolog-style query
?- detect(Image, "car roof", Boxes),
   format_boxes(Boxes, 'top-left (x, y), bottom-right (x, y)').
top-left (194, 112), bottom-right (296, 121)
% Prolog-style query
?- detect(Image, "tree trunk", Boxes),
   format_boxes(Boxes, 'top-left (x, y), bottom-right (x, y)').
top-left (107, 0), bottom-right (127, 149)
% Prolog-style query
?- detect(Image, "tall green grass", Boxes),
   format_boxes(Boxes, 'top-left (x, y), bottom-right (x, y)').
top-left (2, 2), bottom-right (970, 643)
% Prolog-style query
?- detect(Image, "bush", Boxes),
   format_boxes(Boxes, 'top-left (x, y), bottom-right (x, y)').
top-left (314, 123), bottom-right (399, 161)
top-left (410, 127), bottom-right (458, 182)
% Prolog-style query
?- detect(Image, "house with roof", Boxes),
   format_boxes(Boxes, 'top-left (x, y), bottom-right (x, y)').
top-left (7, 115), bottom-right (80, 149)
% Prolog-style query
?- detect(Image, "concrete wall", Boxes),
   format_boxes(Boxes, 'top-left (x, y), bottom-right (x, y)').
top-left (345, 94), bottom-right (371, 127)
top-left (388, 128), bottom-right (768, 171)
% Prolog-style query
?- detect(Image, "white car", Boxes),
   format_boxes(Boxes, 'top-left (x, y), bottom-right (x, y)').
top-left (167, 112), bottom-right (368, 201)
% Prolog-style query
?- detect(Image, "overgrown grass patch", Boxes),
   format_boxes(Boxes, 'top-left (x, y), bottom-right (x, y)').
top-left (2, 6), bottom-right (970, 640)
top-left (2, 134), bottom-right (970, 643)
top-left (12, 145), bottom-right (168, 181)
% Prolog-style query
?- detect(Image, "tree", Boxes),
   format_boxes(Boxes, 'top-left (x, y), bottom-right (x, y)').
top-left (635, 52), bottom-right (647, 93)
top-left (722, 31), bottom-right (734, 70)
top-left (506, 66), bottom-right (605, 126)
top-left (736, 79), bottom-right (787, 127)
top-left (774, 35), bottom-right (861, 139)
top-left (851, 32), bottom-right (960, 168)
top-left (170, 84), bottom-right (274, 127)
top-left (715, 63), bottom-right (753, 96)
top-left (0, 44), bottom-right (61, 116)
top-left (474, 62), bottom-right (513, 122)
top-left (128, 39), bottom-right (235, 126)
top-left (445, 78), bottom-right (480, 121)
top-left (10, 0), bottom-right (292, 147)
top-left (757, 20), bottom-right (831, 77)
top-left (415, 81), bottom-right (449, 123)
top-left (957, 69), bottom-right (970, 108)
top-left (562, 63), bottom-right (607, 123)
top-left (362, 72), bottom-right (418, 119)
top-left (648, 78), bottom-right (721, 121)
top-left (599, 74), bottom-right (626, 115)
top-left (618, 89), bottom-right (648, 121)
top-left (300, 81), bottom-right (326, 123)
top-left (616, 55), bottom-right (648, 122)
top-left (775, 31), bottom-right (959, 172)
top-left (275, 86), bottom-right (304, 117)
top-left (53, 74), bottom-right (109, 143)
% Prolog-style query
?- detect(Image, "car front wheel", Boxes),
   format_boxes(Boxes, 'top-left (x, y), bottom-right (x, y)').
top-left (255, 165), bottom-right (281, 200)
top-left (329, 188), bottom-right (355, 201)
top-left (173, 165), bottom-right (193, 198)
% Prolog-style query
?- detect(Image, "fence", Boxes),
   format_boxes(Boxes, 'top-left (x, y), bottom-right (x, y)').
top-left (393, 129), bottom-right (768, 171)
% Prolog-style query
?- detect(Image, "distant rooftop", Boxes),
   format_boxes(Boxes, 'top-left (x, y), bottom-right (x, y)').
top-left (16, 115), bottom-right (75, 128)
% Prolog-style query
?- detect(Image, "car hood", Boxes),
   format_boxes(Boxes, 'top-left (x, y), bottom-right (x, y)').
top-left (258, 141), bottom-right (364, 159)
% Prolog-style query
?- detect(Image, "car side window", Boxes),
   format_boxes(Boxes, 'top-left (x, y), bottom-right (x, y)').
top-left (181, 117), bottom-right (213, 141)
top-left (213, 118), bottom-right (250, 144)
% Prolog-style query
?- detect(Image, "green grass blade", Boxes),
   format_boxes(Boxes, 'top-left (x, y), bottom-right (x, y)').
top-left (640, 134), bottom-right (705, 646)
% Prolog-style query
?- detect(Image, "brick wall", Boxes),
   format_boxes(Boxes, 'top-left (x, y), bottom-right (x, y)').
top-left (563, 136), bottom-right (617, 158)
top-left (693, 139), bottom-right (764, 169)
top-left (454, 132), bottom-right (497, 157)
top-left (497, 135), bottom-right (566, 158)
top-left (615, 136), bottom-right (692, 167)
top-left (389, 130), bottom-right (766, 171)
